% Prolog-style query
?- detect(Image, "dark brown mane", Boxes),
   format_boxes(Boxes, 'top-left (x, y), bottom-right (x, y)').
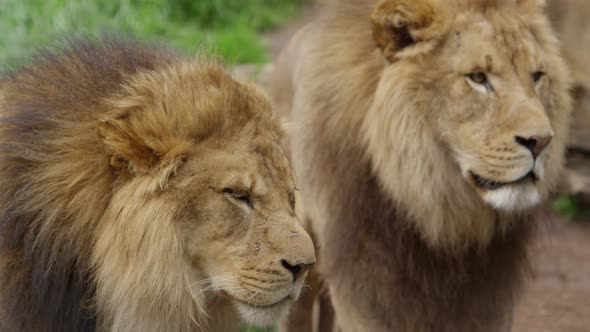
top-left (0, 38), bottom-right (179, 331)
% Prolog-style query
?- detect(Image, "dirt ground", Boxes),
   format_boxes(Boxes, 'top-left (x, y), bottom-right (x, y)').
top-left (514, 216), bottom-right (590, 332)
top-left (266, 5), bottom-right (590, 332)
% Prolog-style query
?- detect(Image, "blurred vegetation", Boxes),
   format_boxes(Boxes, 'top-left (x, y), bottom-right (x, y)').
top-left (0, 0), bottom-right (306, 69)
top-left (553, 195), bottom-right (590, 221)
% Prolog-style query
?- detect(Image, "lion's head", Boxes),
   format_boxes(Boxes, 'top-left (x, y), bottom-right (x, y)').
top-left (0, 41), bottom-right (314, 331)
top-left (93, 63), bottom-right (315, 329)
top-left (364, 0), bottom-right (571, 248)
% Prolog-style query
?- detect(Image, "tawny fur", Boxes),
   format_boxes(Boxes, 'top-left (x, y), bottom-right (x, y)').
top-left (0, 39), bottom-right (315, 332)
top-left (271, 0), bottom-right (571, 331)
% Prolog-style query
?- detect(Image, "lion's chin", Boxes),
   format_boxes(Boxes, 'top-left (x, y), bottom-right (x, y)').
top-left (468, 166), bottom-right (544, 212)
top-left (233, 297), bottom-right (291, 327)
top-left (479, 182), bottom-right (541, 212)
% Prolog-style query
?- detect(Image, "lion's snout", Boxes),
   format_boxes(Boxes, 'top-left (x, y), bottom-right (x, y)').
top-left (281, 259), bottom-right (314, 280)
top-left (509, 100), bottom-right (554, 158)
top-left (514, 134), bottom-right (553, 159)
top-left (274, 219), bottom-right (316, 280)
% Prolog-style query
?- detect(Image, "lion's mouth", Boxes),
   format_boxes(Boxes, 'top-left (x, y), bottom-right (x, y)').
top-left (470, 170), bottom-right (537, 191)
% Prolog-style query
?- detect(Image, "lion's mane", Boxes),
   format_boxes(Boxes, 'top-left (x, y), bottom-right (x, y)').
top-left (0, 39), bottom-right (284, 331)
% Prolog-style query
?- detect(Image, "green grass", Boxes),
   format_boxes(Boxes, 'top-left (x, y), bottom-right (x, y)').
top-left (0, 0), bottom-right (305, 69)
top-left (552, 195), bottom-right (590, 221)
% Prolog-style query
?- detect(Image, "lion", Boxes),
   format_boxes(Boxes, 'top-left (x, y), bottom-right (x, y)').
top-left (270, 0), bottom-right (571, 331)
top-left (0, 38), bottom-right (315, 332)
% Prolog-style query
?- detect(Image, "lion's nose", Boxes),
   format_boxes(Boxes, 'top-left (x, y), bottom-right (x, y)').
top-left (281, 259), bottom-right (314, 280)
top-left (515, 135), bottom-right (552, 158)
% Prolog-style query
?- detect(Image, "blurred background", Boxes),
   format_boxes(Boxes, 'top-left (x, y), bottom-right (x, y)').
top-left (0, 0), bottom-right (588, 331)
top-left (0, 0), bottom-right (307, 68)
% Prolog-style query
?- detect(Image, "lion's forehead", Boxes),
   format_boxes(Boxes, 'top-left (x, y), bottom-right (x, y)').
top-left (251, 135), bottom-right (295, 189)
top-left (258, 150), bottom-right (295, 194)
top-left (202, 144), bottom-right (294, 200)
top-left (451, 14), bottom-right (543, 71)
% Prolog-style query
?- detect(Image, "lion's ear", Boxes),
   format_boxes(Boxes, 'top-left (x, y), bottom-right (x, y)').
top-left (97, 114), bottom-right (190, 177)
top-left (370, 0), bottom-right (450, 62)
top-left (97, 117), bottom-right (159, 175)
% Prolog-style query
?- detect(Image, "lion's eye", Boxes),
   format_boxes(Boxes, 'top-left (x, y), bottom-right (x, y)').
top-left (289, 191), bottom-right (296, 209)
top-left (467, 72), bottom-right (488, 85)
top-left (466, 72), bottom-right (493, 93)
top-left (532, 71), bottom-right (545, 83)
top-left (223, 188), bottom-right (253, 209)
